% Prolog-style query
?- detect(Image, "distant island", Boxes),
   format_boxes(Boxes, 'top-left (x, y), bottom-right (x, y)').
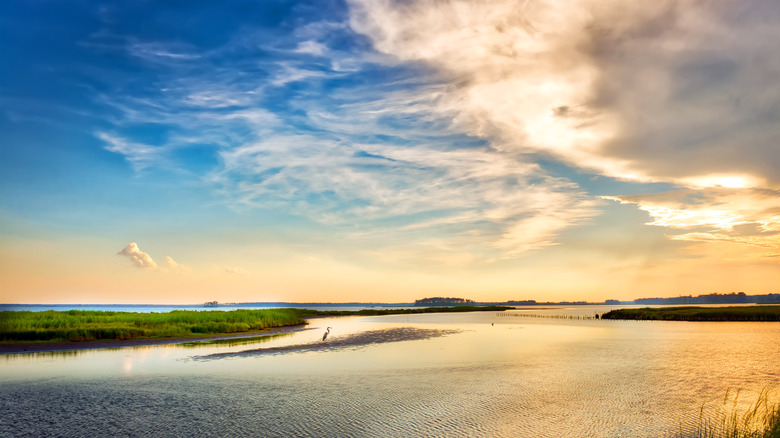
top-left (414, 297), bottom-right (475, 306)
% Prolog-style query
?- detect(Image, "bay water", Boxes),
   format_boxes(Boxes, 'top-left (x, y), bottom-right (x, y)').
top-left (1, 306), bottom-right (779, 437)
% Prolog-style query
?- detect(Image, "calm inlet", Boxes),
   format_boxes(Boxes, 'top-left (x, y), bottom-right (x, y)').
top-left (2, 306), bottom-right (779, 437)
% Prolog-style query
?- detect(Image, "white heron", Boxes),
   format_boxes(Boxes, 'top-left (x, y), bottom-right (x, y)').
top-left (322, 327), bottom-right (332, 341)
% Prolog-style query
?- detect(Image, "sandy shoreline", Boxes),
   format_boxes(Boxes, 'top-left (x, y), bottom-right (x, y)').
top-left (0, 324), bottom-right (309, 354)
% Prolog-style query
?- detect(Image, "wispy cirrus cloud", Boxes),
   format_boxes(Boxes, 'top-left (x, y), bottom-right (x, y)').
top-left (217, 134), bottom-right (595, 258)
top-left (99, 133), bottom-right (166, 172)
top-left (94, 0), bottom-right (780, 262)
top-left (127, 41), bottom-right (203, 63)
top-left (92, 13), bottom-right (596, 262)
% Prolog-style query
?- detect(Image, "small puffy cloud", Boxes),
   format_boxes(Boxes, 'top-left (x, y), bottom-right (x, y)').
top-left (118, 242), bottom-right (158, 269)
top-left (165, 256), bottom-right (189, 271)
top-left (117, 243), bottom-right (189, 271)
top-left (222, 265), bottom-right (246, 275)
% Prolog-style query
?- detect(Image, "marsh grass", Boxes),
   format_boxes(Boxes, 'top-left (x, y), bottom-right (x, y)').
top-left (0, 309), bottom-right (305, 342)
top-left (601, 306), bottom-right (780, 321)
top-left (679, 389), bottom-right (780, 438)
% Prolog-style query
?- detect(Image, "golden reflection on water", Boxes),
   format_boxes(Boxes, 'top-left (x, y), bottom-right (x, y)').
top-left (0, 332), bottom-right (296, 361)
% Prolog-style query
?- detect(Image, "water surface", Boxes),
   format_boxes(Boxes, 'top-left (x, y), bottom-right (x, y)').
top-left (2, 306), bottom-right (779, 437)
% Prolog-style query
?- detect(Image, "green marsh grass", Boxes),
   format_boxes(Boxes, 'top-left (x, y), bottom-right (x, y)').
top-left (601, 306), bottom-right (780, 321)
top-left (0, 309), bottom-right (306, 342)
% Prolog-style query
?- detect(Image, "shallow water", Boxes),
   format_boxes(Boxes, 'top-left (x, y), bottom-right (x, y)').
top-left (2, 307), bottom-right (779, 437)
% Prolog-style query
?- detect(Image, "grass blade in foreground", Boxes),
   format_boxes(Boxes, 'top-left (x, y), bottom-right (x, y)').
top-left (676, 389), bottom-right (780, 438)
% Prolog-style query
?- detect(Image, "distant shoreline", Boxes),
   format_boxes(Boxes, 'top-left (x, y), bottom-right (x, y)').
top-left (2, 291), bottom-right (779, 310)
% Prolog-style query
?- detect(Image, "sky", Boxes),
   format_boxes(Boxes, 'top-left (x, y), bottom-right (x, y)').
top-left (1, 0), bottom-right (779, 304)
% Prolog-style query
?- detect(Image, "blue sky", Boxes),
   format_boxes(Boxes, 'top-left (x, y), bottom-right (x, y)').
top-left (2, 0), bottom-right (779, 303)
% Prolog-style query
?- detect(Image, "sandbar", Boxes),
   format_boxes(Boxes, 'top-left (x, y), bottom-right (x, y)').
top-left (194, 327), bottom-right (461, 360)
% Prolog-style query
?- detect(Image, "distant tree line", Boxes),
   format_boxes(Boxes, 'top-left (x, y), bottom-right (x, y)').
top-left (414, 297), bottom-right (475, 306)
top-left (606, 292), bottom-right (780, 305)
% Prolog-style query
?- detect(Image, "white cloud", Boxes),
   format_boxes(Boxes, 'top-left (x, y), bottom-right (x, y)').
top-left (294, 40), bottom-right (328, 56)
top-left (606, 188), bottom-right (780, 254)
top-left (99, 133), bottom-right (165, 172)
top-left (117, 243), bottom-right (192, 271)
top-left (215, 133), bottom-right (597, 256)
top-left (182, 91), bottom-right (253, 109)
top-left (269, 62), bottom-right (330, 86)
top-left (127, 41), bottom-right (202, 63)
top-left (96, 44), bottom-right (597, 261)
top-left (118, 242), bottom-right (158, 269)
top-left (347, 0), bottom-right (780, 188)
top-left (344, 0), bottom-right (780, 260)
top-left (347, 0), bottom-right (623, 174)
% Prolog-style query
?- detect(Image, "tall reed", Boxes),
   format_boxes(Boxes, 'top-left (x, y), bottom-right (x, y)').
top-left (678, 388), bottom-right (780, 438)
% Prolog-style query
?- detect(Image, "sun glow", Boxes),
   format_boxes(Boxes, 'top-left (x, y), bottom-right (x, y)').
top-left (682, 174), bottom-right (761, 189)
top-left (639, 205), bottom-right (747, 230)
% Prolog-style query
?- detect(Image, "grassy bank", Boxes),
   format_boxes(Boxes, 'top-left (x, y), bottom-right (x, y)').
top-left (601, 306), bottom-right (780, 321)
top-left (0, 306), bottom-right (512, 343)
top-left (0, 309), bottom-right (306, 343)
